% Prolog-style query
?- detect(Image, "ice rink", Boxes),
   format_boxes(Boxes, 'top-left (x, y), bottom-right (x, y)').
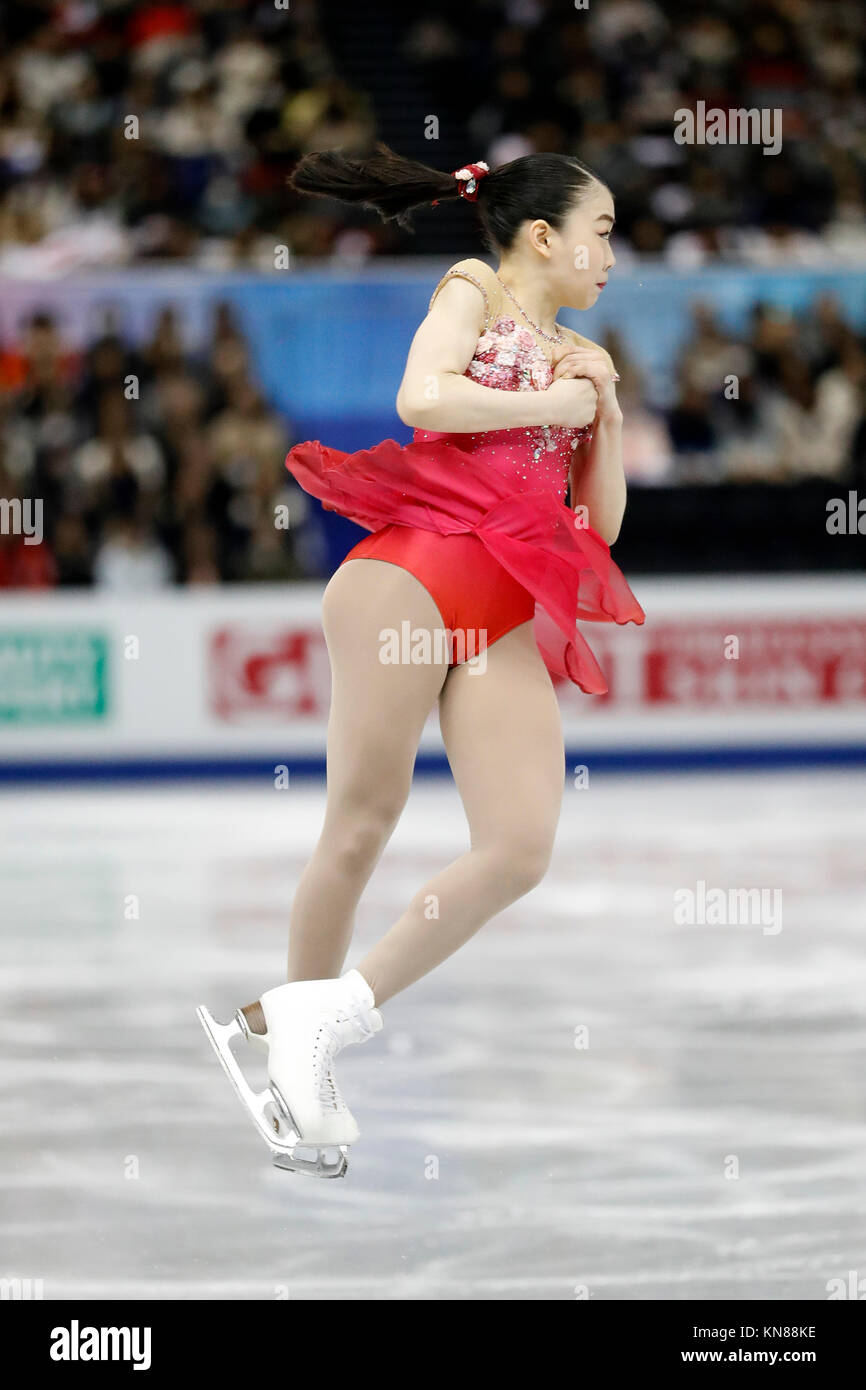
top-left (2, 769), bottom-right (864, 1301)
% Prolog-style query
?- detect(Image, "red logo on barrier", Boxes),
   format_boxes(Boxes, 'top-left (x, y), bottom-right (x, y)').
top-left (644, 619), bottom-right (866, 705)
top-left (210, 626), bottom-right (329, 721)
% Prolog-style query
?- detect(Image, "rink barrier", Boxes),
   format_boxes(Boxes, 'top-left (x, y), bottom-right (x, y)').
top-left (0, 577), bottom-right (864, 779)
top-left (1, 744), bottom-right (866, 783)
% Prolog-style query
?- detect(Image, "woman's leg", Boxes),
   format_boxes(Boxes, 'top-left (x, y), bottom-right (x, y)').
top-left (242, 557), bottom-right (449, 1031)
top-left (354, 618), bottom-right (564, 1006)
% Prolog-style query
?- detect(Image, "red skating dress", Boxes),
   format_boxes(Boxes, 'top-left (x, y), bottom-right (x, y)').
top-left (285, 259), bottom-right (645, 694)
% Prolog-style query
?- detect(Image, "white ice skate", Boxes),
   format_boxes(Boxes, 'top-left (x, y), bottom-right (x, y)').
top-left (196, 969), bottom-right (383, 1178)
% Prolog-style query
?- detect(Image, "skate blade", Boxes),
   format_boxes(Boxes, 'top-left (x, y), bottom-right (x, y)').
top-left (196, 1006), bottom-right (348, 1179)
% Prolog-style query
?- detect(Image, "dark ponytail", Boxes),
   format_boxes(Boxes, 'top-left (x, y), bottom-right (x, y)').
top-left (288, 142), bottom-right (461, 232)
top-left (288, 141), bottom-right (603, 248)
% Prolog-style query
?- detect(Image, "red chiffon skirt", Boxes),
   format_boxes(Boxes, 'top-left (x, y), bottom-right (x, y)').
top-left (286, 435), bottom-right (645, 694)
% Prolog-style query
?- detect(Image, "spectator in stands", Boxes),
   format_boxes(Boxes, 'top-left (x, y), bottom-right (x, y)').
top-left (72, 390), bottom-right (165, 513)
top-left (760, 352), bottom-right (852, 482)
top-left (93, 513), bottom-right (173, 590)
top-left (667, 382), bottom-right (718, 483)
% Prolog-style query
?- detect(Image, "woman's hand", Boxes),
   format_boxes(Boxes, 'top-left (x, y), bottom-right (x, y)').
top-left (543, 375), bottom-right (599, 429)
top-left (551, 343), bottom-right (621, 421)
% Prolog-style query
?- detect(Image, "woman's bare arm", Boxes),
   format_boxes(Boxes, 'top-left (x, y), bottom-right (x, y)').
top-left (568, 414), bottom-right (626, 546)
top-left (555, 337), bottom-right (626, 546)
top-left (396, 276), bottom-right (596, 432)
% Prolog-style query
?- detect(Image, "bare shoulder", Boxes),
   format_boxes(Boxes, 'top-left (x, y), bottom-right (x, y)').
top-left (559, 324), bottom-right (616, 375)
top-left (427, 257), bottom-right (500, 330)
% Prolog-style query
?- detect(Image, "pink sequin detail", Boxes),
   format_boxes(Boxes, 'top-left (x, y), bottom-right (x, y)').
top-left (414, 313), bottom-right (593, 501)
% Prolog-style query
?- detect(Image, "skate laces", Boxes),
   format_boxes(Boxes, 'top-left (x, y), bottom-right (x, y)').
top-left (314, 1002), bottom-right (376, 1112)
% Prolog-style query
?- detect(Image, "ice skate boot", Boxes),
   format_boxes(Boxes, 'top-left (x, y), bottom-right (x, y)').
top-left (196, 969), bottom-right (382, 1178)
top-left (260, 970), bottom-right (382, 1153)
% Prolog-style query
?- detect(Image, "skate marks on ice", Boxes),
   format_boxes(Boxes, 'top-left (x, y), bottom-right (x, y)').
top-left (0, 774), bottom-right (864, 1300)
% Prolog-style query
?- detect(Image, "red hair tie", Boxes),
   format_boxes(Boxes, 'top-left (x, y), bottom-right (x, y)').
top-left (431, 161), bottom-right (489, 207)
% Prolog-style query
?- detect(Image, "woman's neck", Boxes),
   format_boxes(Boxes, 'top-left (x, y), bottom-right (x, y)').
top-left (494, 263), bottom-right (561, 338)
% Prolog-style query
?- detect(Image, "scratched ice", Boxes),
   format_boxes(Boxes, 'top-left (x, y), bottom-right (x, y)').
top-left (1, 770), bottom-right (864, 1300)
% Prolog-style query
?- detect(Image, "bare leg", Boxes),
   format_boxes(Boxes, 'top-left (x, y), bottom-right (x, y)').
top-left (355, 618), bottom-right (564, 1005)
top-left (242, 556), bottom-right (449, 1029)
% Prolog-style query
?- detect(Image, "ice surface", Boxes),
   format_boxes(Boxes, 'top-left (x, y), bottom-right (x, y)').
top-left (1, 771), bottom-right (864, 1300)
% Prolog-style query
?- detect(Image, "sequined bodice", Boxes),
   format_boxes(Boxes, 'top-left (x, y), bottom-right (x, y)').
top-left (413, 314), bottom-right (593, 499)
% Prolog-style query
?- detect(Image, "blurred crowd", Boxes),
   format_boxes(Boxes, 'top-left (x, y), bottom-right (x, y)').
top-left (0, 0), bottom-right (865, 270)
top-left (605, 290), bottom-right (866, 484)
top-left (456, 0), bottom-right (866, 269)
top-left (0, 302), bottom-right (311, 589)
top-left (1, 0), bottom-right (865, 589)
top-left (1, 287), bottom-right (864, 589)
top-left (0, 0), bottom-right (379, 273)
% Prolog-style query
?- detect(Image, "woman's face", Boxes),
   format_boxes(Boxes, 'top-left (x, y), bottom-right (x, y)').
top-left (552, 181), bottom-right (616, 310)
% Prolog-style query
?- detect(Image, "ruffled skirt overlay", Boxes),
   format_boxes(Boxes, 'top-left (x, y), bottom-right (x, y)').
top-left (286, 436), bottom-right (645, 694)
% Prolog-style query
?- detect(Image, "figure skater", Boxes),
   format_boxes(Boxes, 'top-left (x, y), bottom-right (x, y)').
top-left (197, 144), bottom-right (645, 1177)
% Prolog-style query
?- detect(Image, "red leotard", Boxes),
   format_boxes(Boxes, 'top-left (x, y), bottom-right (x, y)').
top-left (342, 523), bottom-right (536, 665)
top-left (285, 258), bottom-right (645, 694)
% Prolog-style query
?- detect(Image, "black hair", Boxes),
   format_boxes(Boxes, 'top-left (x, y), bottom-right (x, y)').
top-left (287, 140), bottom-right (604, 251)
